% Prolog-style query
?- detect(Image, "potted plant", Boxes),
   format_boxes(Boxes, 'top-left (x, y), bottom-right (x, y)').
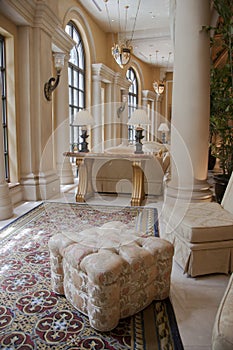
top-left (206, 0), bottom-right (233, 202)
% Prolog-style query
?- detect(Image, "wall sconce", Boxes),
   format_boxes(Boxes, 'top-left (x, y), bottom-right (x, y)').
top-left (72, 110), bottom-right (95, 153)
top-left (117, 95), bottom-right (128, 118)
top-left (128, 109), bottom-right (150, 154)
top-left (44, 52), bottom-right (66, 101)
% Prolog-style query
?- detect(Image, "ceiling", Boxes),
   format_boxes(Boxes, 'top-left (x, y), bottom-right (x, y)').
top-left (78, 0), bottom-right (174, 70)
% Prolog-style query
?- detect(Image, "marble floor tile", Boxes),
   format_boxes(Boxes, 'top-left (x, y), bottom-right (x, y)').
top-left (0, 201), bottom-right (42, 231)
top-left (171, 262), bottom-right (229, 349)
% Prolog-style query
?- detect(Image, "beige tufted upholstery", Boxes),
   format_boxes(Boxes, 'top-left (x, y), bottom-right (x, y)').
top-left (212, 273), bottom-right (233, 350)
top-left (162, 172), bottom-right (233, 277)
top-left (48, 221), bottom-right (174, 331)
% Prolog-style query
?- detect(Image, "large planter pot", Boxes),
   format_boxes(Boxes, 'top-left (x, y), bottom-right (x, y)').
top-left (208, 148), bottom-right (216, 170)
top-left (214, 174), bottom-right (229, 204)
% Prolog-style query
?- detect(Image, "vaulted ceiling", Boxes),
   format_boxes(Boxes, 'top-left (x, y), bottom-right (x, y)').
top-left (78, 0), bottom-right (174, 70)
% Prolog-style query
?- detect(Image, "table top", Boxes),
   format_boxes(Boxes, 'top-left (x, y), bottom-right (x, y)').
top-left (63, 151), bottom-right (155, 160)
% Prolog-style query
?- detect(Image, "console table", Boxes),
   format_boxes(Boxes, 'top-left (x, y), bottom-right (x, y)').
top-left (64, 152), bottom-right (154, 206)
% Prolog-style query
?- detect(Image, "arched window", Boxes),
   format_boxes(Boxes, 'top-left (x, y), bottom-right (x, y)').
top-left (65, 21), bottom-right (85, 151)
top-left (126, 67), bottom-right (138, 142)
top-left (0, 34), bottom-right (9, 181)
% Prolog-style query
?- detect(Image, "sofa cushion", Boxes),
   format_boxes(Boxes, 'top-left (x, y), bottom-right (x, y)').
top-left (212, 273), bottom-right (233, 350)
top-left (167, 202), bottom-right (233, 243)
top-left (222, 172), bottom-right (233, 215)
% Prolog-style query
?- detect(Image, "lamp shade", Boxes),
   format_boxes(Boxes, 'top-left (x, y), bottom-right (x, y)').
top-left (158, 123), bottom-right (169, 132)
top-left (72, 110), bottom-right (94, 126)
top-left (53, 52), bottom-right (65, 70)
top-left (128, 109), bottom-right (150, 126)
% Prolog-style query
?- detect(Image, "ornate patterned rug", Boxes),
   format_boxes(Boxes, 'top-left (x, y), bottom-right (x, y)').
top-left (0, 202), bottom-right (183, 350)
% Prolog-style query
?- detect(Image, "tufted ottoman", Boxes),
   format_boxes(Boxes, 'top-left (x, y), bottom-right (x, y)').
top-left (48, 221), bottom-right (174, 331)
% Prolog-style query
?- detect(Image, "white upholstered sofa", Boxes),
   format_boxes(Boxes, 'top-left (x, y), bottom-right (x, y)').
top-left (162, 172), bottom-right (233, 277)
top-left (91, 142), bottom-right (170, 196)
top-left (212, 272), bottom-right (233, 350)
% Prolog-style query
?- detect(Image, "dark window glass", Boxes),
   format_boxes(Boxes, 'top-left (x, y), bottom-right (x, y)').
top-left (65, 22), bottom-right (85, 153)
top-left (0, 35), bottom-right (9, 181)
top-left (126, 67), bottom-right (138, 142)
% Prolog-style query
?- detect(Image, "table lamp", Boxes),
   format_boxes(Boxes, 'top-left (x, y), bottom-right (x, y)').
top-left (128, 109), bottom-right (150, 154)
top-left (158, 123), bottom-right (169, 144)
top-left (72, 110), bottom-right (94, 152)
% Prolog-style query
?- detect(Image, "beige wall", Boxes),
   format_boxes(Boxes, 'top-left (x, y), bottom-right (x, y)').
top-left (0, 0), bottom-right (173, 203)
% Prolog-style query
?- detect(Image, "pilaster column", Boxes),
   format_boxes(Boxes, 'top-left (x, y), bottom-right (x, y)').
top-left (0, 80), bottom-right (13, 220)
top-left (142, 90), bottom-right (157, 141)
top-left (167, 0), bottom-right (212, 201)
top-left (91, 64), bottom-right (130, 149)
top-left (110, 79), bottom-right (124, 145)
top-left (18, 26), bottom-right (60, 200)
top-left (141, 97), bottom-right (148, 139)
top-left (150, 101), bottom-right (155, 141)
top-left (104, 83), bottom-right (113, 148)
top-left (155, 94), bottom-right (163, 142)
top-left (54, 56), bottom-right (74, 184)
top-left (113, 74), bottom-right (131, 146)
top-left (92, 75), bottom-right (103, 152)
top-left (121, 92), bottom-right (128, 142)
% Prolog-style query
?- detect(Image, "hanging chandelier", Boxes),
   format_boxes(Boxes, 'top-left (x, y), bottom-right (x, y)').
top-left (153, 81), bottom-right (165, 95)
top-left (111, 41), bottom-right (132, 69)
top-left (152, 51), bottom-right (172, 95)
top-left (104, 0), bottom-right (141, 69)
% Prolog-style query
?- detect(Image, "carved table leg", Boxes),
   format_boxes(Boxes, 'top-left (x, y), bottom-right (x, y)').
top-left (131, 160), bottom-right (145, 206)
top-left (75, 157), bottom-right (94, 202)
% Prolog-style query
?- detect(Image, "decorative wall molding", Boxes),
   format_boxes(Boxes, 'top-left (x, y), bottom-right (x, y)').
top-left (1, 0), bottom-right (36, 26)
top-left (1, 0), bottom-right (74, 54)
top-left (92, 63), bottom-right (115, 83)
top-left (52, 27), bottom-right (75, 54)
top-left (142, 90), bottom-right (156, 100)
top-left (114, 72), bottom-right (131, 90)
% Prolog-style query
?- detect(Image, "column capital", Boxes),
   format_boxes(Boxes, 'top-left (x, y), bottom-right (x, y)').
top-left (92, 74), bottom-right (102, 83)
top-left (142, 90), bottom-right (156, 101)
top-left (92, 63), bottom-right (115, 83)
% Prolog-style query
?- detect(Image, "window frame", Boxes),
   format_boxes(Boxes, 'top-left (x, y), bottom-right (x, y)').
top-left (0, 34), bottom-right (9, 181)
top-left (126, 67), bottom-right (138, 142)
top-left (66, 21), bottom-right (86, 153)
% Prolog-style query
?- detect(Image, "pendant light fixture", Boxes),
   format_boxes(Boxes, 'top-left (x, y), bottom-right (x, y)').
top-left (153, 51), bottom-right (172, 95)
top-left (153, 81), bottom-right (165, 95)
top-left (104, 0), bottom-right (141, 69)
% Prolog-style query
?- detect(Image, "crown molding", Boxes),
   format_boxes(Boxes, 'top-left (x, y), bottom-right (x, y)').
top-left (1, 0), bottom-right (74, 53)
top-left (0, 0), bottom-right (36, 25)
top-left (92, 63), bottom-right (116, 83)
top-left (114, 72), bottom-right (131, 90)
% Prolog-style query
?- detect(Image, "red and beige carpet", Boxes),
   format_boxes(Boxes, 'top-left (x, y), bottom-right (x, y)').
top-left (0, 202), bottom-right (183, 349)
